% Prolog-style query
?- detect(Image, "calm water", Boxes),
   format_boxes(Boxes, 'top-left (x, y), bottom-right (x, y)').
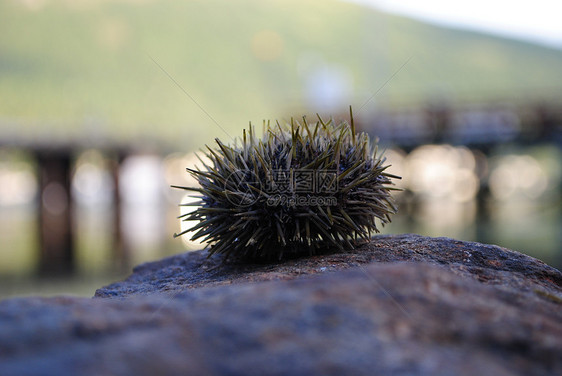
top-left (0, 144), bottom-right (560, 300)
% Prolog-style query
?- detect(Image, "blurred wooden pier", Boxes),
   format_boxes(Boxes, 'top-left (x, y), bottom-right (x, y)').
top-left (1, 99), bottom-right (561, 274)
top-left (356, 99), bottom-right (562, 151)
top-left (0, 134), bottom-right (172, 275)
top-left (355, 99), bottom-right (562, 266)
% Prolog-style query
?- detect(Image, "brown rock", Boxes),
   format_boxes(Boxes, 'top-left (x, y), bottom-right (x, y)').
top-left (95, 234), bottom-right (561, 299)
top-left (0, 234), bottom-right (560, 375)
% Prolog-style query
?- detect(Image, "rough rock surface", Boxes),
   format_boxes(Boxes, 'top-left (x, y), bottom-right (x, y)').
top-left (95, 234), bottom-right (561, 299)
top-left (0, 234), bottom-right (560, 376)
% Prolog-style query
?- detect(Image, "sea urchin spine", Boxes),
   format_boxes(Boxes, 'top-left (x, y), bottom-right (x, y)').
top-left (174, 108), bottom-right (401, 261)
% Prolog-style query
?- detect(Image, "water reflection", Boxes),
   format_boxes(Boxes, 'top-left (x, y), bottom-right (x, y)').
top-left (383, 144), bottom-right (561, 268)
top-left (489, 154), bottom-right (550, 200)
top-left (73, 150), bottom-right (114, 206)
top-left (404, 145), bottom-right (480, 202)
top-left (0, 205), bottom-right (37, 276)
top-left (0, 150), bottom-right (37, 206)
top-left (0, 144), bottom-right (560, 299)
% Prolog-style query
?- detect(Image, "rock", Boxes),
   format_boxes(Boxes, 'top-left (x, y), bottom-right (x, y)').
top-left (95, 234), bottom-right (561, 299)
top-left (0, 234), bottom-right (560, 376)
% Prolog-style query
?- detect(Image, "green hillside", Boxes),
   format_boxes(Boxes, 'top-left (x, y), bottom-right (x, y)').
top-left (1, 0), bottom-right (562, 149)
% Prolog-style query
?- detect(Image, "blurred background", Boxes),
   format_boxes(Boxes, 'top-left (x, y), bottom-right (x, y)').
top-left (1, 0), bottom-right (561, 299)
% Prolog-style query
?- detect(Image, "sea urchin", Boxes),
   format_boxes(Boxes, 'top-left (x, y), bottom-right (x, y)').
top-left (174, 108), bottom-right (401, 261)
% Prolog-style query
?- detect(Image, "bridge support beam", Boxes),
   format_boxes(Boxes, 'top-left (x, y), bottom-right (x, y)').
top-left (36, 151), bottom-right (74, 275)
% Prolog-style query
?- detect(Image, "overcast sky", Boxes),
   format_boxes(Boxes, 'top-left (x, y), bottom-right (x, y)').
top-left (345, 0), bottom-right (562, 48)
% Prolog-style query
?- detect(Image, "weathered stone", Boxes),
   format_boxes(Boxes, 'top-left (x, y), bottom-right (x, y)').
top-left (0, 234), bottom-right (560, 375)
top-left (95, 234), bottom-right (561, 300)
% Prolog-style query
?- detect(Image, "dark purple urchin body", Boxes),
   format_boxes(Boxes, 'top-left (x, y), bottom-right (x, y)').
top-left (174, 110), bottom-right (401, 261)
